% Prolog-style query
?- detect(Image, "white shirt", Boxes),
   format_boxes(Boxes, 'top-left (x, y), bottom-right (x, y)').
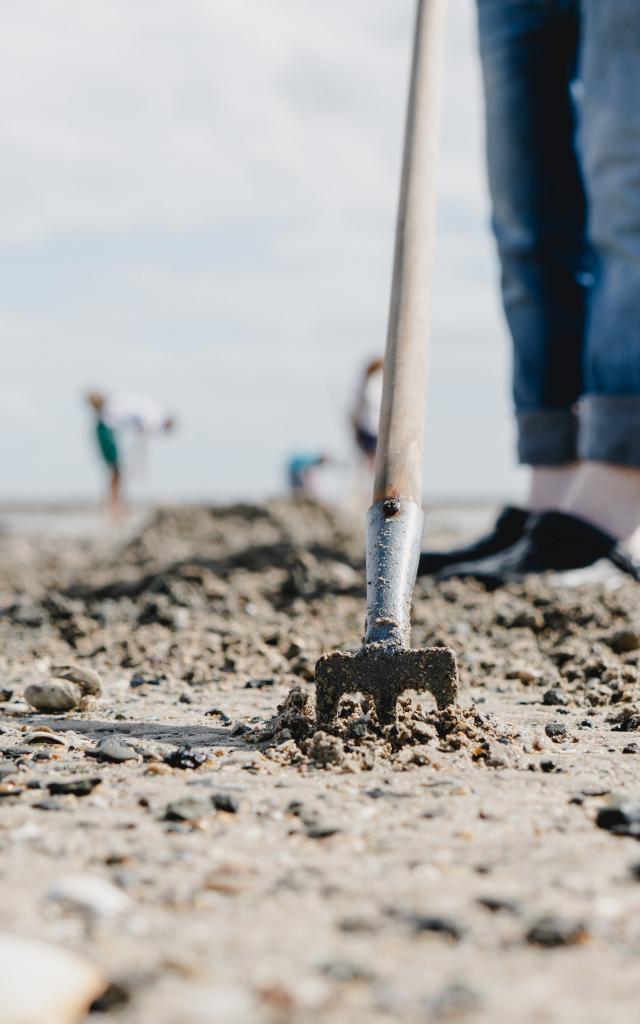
top-left (103, 393), bottom-right (169, 435)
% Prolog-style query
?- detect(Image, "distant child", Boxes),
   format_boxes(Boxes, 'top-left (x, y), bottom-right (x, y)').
top-left (86, 390), bottom-right (176, 518)
top-left (287, 453), bottom-right (329, 499)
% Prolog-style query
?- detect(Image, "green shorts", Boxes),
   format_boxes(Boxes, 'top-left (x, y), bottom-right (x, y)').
top-left (96, 421), bottom-right (120, 469)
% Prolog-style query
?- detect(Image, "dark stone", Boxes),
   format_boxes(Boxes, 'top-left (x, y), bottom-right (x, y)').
top-left (526, 915), bottom-right (588, 947)
top-left (604, 629), bottom-right (640, 654)
top-left (205, 708), bottom-right (232, 724)
top-left (230, 722), bottom-right (252, 736)
top-left (211, 792), bottom-right (239, 814)
top-left (0, 688), bottom-right (13, 702)
top-left (409, 914), bottom-right (463, 941)
top-left (304, 821), bottom-right (341, 840)
top-left (540, 760), bottom-right (560, 773)
top-left (48, 776), bottom-right (102, 797)
top-left (163, 747), bottom-right (208, 770)
top-left (130, 673), bottom-right (162, 689)
top-left (244, 678), bottom-right (275, 690)
top-left (477, 896), bottom-right (519, 915)
top-left (545, 722), bottom-right (568, 739)
top-left (543, 689), bottom-right (568, 707)
top-left (623, 743), bottom-right (640, 754)
top-left (596, 801), bottom-right (640, 838)
top-left (90, 980), bottom-right (131, 1013)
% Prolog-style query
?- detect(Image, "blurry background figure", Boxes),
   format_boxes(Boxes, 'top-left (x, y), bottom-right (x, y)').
top-left (86, 391), bottom-right (176, 518)
top-left (287, 453), bottom-right (329, 500)
top-left (351, 358), bottom-right (383, 473)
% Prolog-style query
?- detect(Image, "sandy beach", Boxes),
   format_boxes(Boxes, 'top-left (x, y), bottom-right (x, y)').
top-left (1, 500), bottom-right (640, 1024)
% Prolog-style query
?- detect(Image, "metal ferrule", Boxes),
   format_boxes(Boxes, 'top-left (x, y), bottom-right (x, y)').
top-left (364, 498), bottom-right (424, 648)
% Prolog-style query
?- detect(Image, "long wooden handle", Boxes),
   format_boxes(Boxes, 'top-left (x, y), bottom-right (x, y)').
top-left (373, 0), bottom-right (446, 505)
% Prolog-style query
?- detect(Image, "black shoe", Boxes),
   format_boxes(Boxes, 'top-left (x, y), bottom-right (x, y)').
top-left (436, 510), bottom-right (640, 589)
top-left (417, 506), bottom-right (529, 576)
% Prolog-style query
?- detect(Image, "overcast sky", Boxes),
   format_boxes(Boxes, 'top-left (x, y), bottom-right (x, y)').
top-left (0, 0), bottom-right (525, 504)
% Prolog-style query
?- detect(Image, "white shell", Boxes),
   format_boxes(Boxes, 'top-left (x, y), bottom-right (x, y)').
top-left (0, 934), bottom-right (105, 1024)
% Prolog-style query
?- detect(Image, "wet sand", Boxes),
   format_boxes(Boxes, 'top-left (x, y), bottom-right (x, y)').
top-left (1, 500), bottom-right (640, 1024)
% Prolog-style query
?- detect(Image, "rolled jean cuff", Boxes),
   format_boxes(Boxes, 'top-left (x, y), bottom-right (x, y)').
top-left (579, 395), bottom-right (640, 467)
top-left (516, 408), bottom-right (579, 466)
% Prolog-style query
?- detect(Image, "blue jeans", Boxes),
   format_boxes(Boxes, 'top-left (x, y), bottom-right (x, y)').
top-left (477, 0), bottom-right (640, 466)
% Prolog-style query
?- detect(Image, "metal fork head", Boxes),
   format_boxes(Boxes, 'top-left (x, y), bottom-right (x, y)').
top-left (314, 642), bottom-right (458, 728)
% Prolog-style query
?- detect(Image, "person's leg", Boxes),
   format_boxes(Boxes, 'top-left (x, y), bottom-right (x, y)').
top-left (563, 0), bottom-right (640, 541)
top-left (418, 0), bottom-right (587, 576)
top-left (478, 0), bottom-right (588, 478)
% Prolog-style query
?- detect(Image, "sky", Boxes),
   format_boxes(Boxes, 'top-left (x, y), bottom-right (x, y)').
top-left (0, 0), bottom-right (526, 504)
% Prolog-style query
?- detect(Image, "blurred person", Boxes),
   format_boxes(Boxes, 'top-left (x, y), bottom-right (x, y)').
top-left (86, 390), bottom-right (175, 518)
top-left (351, 358), bottom-right (383, 472)
top-left (287, 453), bottom-right (329, 500)
top-left (420, 0), bottom-right (640, 585)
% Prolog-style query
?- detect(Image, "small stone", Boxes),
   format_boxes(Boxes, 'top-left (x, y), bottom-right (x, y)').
top-left (623, 743), bottom-right (640, 754)
top-left (52, 663), bottom-right (102, 696)
top-left (543, 689), bottom-right (569, 707)
top-left (24, 680), bottom-right (81, 713)
top-left (86, 738), bottom-right (138, 764)
top-left (526, 915), bottom-right (589, 947)
top-left (211, 792), bottom-right (239, 814)
top-left (540, 759), bottom-right (560, 773)
top-left (163, 797), bottom-right (211, 822)
top-left (230, 722), bottom-right (252, 736)
top-left (0, 687), bottom-right (14, 702)
top-left (48, 777), bottom-right (102, 797)
top-left (596, 801), bottom-right (640, 837)
top-left (429, 982), bottom-right (481, 1020)
top-left (304, 820), bottom-right (341, 839)
top-left (206, 708), bottom-right (232, 724)
top-left (47, 873), bottom-right (130, 918)
top-left (477, 896), bottom-right (519, 915)
top-left (604, 629), bottom-right (640, 654)
top-left (409, 914), bottom-right (463, 941)
top-left (178, 691), bottom-right (195, 704)
top-left (545, 722), bottom-right (567, 740)
top-left (25, 731), bottom-right (66, 746)
top-left (629, 862), bottom-right (640, 881)
top-left (163, 746), bottom-right (208, 770)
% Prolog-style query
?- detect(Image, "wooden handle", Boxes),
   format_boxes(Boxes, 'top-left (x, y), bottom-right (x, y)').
top-left (373, 0), bottom-right (446, 505)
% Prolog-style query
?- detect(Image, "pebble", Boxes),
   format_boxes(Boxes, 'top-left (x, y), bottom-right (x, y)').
top-left (623, 743), bottom-right (640, 754)
top-left (0, 687), bottom-right (14, 702)
top-left (0, 933), bottom-right (106, 1024)
top-left (163, 746), bottom-right (209, 770)
top-left (604, 629), bottom-right (640, 654)
top-left (86, 738), bottom-right (139, 763)
top-left (24, 680), bottom-right (81, 713)
top-left (48, 776), bottom-right (102, 797)
top-left (545, 722), bottom-right (568, 740)
top-left (211, 792), bottom-right (239, 814)
top-left (47, 873), bottom-right (130, 918)
top-left (53, 663), bottom-right (102, 696)
top-left (543, 689), bottom-right (569, 707)
top-left (409, 913), bottom-right (463, 941)
top-left (164, 797), bottom-right (212, 822)
top-left (596, 801), bottom-right (640, 838)
top-left (526, 915), bottom-right (588, 947)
